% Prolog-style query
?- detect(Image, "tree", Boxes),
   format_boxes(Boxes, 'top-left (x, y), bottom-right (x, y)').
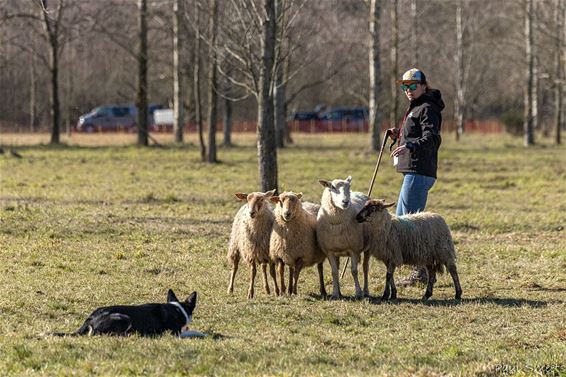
top-left (257, 0), bottom-right (278, 192)
top-left (194, 0), bottom-right (206, 161)
top-left (206, 0), bottom-right (219, 163)
top-left (273, 0), bottom-right (286, 149)
top-left (222, 54), bottom-right (234, 147)
top-left (411, 0), bottom-right (418, 66)
top-left (38, 0), bottom-right (64, 144)
top-left (554, 0), bottom-right (564, 145)
top-left (136, 0), bottom-right (149, 146)
top-left (389, 0), bottom-right (398, 129)
top-left (368, 0), bottom-right (382, 151)
top-left (215, 0), bottom-right (283, 192)
top-left (173, 0), bottom-right (185, 143)
top-left (454, 0), bottom-right (465, 141)
top-left (524, 0), bottom-right (535, 146)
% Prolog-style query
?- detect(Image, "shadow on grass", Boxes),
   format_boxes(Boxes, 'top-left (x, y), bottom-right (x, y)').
top-left (363, 296), bottom-right (556, 308)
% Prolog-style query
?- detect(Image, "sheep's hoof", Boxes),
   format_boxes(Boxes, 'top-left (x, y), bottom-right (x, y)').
top-left (380, 295), bottom-right (389, 302)
top-left (329, 294), bottom-right (341, 300)
top-left (455, 292), bottom-right (462, 300)
top-left (422, 294), bottom-right (431, 301)
top-left (355, 292), bottom-right (364, 300)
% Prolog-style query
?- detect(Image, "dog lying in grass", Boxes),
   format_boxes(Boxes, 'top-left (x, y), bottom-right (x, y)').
top-left (54, 289), bottom-right (200, 337)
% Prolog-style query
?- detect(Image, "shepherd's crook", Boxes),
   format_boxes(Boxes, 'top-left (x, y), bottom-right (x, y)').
top-left (340, 130), bottom-right (391, 280)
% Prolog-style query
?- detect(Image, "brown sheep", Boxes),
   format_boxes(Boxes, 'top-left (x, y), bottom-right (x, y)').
top-left (227, 190), bottom-right (278, 299)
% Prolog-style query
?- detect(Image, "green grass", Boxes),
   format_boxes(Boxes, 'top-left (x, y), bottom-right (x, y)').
top-left (0, 133), bottom-right (565, 376)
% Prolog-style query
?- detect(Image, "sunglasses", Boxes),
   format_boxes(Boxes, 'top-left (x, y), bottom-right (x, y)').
top-left (400, 83), bottom-right (418, 91)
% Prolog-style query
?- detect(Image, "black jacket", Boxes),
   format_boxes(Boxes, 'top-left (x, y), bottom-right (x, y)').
top-left (396, 89), bottom-right (445, 178)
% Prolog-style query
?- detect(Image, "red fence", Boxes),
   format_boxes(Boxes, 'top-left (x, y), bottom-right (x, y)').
top-left (0, 119), bottom-right (505, 134)
top-left (150, 119), bottom-right (503, 134)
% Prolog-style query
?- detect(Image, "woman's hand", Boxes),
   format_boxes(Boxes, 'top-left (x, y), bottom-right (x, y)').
top-left (390, 144), bottom-right (409, 157)
top-left (388, 128), bottom-right (399, 140)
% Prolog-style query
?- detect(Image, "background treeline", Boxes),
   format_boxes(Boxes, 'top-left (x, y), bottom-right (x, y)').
top-left (0, 0), bottom-right (564, 139)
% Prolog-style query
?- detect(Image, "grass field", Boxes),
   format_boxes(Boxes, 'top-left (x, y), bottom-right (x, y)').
top-left (0, 132), bottom-right (565, 376)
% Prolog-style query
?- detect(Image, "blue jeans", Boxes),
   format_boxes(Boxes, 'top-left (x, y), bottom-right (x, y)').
top-left (396, 173), bottom-right (436, 216)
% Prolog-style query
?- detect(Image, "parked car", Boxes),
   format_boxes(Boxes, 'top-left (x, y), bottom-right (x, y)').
top-left (319, 107), bottom-right (368, 121)
top-left (288, 111), bottom-right (319, 121)
top-left (76, 104), bottom-right (164, 132)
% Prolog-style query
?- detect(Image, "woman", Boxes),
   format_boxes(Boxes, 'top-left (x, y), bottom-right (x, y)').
top-left (390, 68), bottom-right (445, 286)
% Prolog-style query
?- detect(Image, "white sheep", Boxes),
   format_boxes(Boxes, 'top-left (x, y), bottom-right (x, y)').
top-left (316, 176), bottom-right (371, 299)
top-left (355, 199), bottom-right (463, 301)
top-left (269, 192), bottom-right (327, 296)
top-left (227, 190), bottom-right (278, 299)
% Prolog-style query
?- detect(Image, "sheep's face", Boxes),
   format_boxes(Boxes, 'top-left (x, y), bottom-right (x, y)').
top-left (356, 199), bottom-right (396, 223)
top-left (235, 189), bottom-right (276, 218)
top-left (270, 192), bottom-right (303, 222)
top-left (319, 176), bottom-right (352, 210)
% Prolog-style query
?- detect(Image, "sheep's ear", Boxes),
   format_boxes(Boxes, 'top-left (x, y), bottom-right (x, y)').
top-left (319, 179), bottom-right (332, 188)
top-left (235, 193), bottom-right (248, 201)
top-left (296, 192), bottom-right (303, 200)
top-left (265, 189), bottom-right (276, 198)
top-left (346, 176), bottom-right (352, 183)
top-left (269, 196), bottom-right (280, 204)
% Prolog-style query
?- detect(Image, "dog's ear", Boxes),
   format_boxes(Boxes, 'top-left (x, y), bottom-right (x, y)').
top-left (185, 291), bottom-right (197, 312)
top-left (167, 289), bottom-right (179, 303)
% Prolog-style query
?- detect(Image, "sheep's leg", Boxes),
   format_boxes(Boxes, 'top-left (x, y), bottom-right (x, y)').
top-left (317, 262), bottom-right (327, 297)
top-left (288, 266), bottom-right (294, 295)
top-left (247, 262), bottom-right (257, 299)
top-left (448, 263), bottom-right (462, 300)
top-left (292, 259), bottom-right (304, 295)
top-left (381, 264), bottom-right (391, 301)
top-left (227, 252), bottom-right (240, 295)
top-left (362, 250), bottom-right (370, 297)
top-left (328, 254), bottom-right (341, 299)
top-left (269, 262), bottom-right (280, 296)
top-left (278, 260), bottom-right (286, 295)
top-left (350, 253), bottom-right (363, 299)
top-left (262, 263), bottom-right (271, 295)
top-left (423, 265), bottom-right (436, 301)
top-left (389, 264), bottom-right (397, 300)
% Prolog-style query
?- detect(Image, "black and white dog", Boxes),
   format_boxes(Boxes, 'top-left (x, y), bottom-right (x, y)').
top-left (55, 289), bottom-right (197, 337)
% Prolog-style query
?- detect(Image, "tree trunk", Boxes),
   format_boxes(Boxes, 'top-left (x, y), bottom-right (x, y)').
top-left (206, 0), bottom-right (219, 163)
top-left (531, 1), bottom-right (539, 132)
top-left (29, 50), bottom-right (37, 133)
top-left (283, 52), bottom-right (293, 145)
top-left (454, 0), bottom-right (465, 141)
top-left (49, 39), bottom-right (61, 144)
top-left (257, 0), bottom-right (278, 193)
top-left (523, 0), bottom-right (535, 146)
top-left (222, 55), bottom-right (232, 147)
top-left (555, 0), bottom-right (564, 145)
top-left (389, 0), bottom-right (398, 129)
top-left (274, 0), bottom-right (286, 149)
top-left (41, 0), bottom-right (62, 144)
top-left (173, 0), bottom-right (184, 143)
top-left (369, 0), bottom-right (382, 151)
top-left (194, 0), bottom-right (206, 161)
top-left (137, 0), bottom-right (149, 146)
top-left (410, 0), bottom-right (418, 67)
top-left (65, 43), bottom-right (73, 137)
top-left (223, 95), bottom-right (233, 147)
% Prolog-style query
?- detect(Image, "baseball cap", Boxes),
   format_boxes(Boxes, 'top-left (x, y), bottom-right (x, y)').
top-left (396, 68), bottom-right (427, 84)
